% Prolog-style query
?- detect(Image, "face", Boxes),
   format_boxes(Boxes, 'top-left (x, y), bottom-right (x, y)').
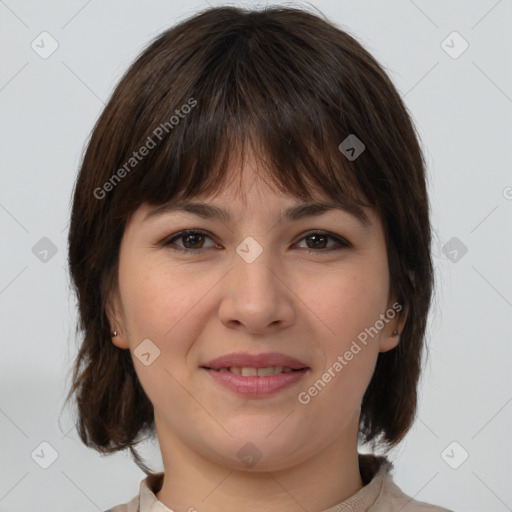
top-left (109, 152), bottom-right (405, 472)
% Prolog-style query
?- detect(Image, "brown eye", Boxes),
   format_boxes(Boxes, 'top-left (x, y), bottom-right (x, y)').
top-left (305, 233), bottom-right (329, 249)
top-left (180, 233), bottom-right (205, 249)
top-left (163, 230), bottom-right (217, 251)
top-left (296, 231), bottom-right (351, 253)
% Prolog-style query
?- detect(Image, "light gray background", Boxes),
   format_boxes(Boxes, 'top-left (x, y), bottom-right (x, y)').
top-left (1, 0), bottom-right (511, 511)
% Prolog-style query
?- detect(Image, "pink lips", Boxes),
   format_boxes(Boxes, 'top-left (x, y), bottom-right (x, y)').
top-left (203, 352), bottom-right (308, 370)
top-left (201, 352), bottom-right (310, 398)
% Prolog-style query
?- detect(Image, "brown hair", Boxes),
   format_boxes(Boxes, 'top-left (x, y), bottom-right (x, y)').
top-left (65, 5), bottom-right (433, 474)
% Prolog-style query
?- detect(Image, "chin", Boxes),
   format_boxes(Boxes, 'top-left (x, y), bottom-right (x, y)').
top-left (201, 431), bottom-right (310, 472)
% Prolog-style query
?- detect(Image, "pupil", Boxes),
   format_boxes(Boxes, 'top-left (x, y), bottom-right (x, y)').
top-left (186, 234), bottom-right (203, 248)
top-left (308, 234), bottom-right (326, 249)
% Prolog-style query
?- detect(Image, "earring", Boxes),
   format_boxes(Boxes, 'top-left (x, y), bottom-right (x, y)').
top-left (111, 330), bottom-right (119, 337)
top-left (392, 329), bottom-right (399, 337)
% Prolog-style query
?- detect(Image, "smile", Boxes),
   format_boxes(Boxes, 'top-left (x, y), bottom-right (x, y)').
top-left (202, 366), bottom-right (309, 397)
top-left (214, 366), bottom-right (297, 376)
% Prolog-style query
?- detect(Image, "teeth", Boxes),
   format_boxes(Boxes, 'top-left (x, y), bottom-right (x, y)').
top-left (257, 366), bottom-right (281, 376)
top-left (217, 366), bottom-right (296, 376)
top-left (241, 367), bottom-right (258, 377)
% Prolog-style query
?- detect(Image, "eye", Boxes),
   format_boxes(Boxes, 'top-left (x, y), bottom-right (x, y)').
top-left (161, 229), bottom-right (351, 253)
top-left (296, 230), bottom-right (351, 253)
top-left (162, 229), bottom-right (218, 251)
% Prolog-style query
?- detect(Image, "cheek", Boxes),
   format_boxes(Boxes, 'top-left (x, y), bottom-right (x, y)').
top-left (119, 268), bottom-right (164, 339)
top-left (299, 296), bottom-right (382, 430)
top-left (308, 261), bottom-right (389, 395)
top-left (117, 257), bottom-right (196, 412)
top-left (118, 256), bottom-right (194, 342)
top-left (313, 262), bottom-right (390, 342)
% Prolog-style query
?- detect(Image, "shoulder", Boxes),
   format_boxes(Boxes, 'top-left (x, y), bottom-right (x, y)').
top-left (103, 472), bottom-right (165, 512)
top-left (103, 493), bottom-right (139, 512)
top-left (374, 458), bottom-right (453, 512)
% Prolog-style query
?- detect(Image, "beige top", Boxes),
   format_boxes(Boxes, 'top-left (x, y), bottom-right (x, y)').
top-left (105, 453), bottom-right (452, 512)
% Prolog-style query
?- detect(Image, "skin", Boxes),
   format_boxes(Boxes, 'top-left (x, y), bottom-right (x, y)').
top-left (108, 150), bottom-right (406, 512)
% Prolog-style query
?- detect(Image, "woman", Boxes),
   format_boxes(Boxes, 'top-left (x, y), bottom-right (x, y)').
top-left (66, 5), bottom-right (452, 511)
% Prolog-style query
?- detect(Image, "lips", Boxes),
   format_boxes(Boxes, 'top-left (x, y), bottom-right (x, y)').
top-left (218, 366), bottom-right (296, 376)
top-left (202, 352), bottom-right (309, 371)
top-left (201, 352), bottom-right (310, 397)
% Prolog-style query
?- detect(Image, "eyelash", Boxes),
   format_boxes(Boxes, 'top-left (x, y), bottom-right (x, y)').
top-left (161, 229), bottom-right (351, 255)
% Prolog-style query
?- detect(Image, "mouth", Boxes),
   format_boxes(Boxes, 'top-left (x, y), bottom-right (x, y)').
top-left (200, 352), bottom-right (310, 397)
top-left (202, 351), bottom-right (309, 371)
top-left (204, 365), bottom-right (303, 376)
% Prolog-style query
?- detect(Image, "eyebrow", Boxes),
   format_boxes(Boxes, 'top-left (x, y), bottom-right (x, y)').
top-left (144, 199), bottom-right (370, 227)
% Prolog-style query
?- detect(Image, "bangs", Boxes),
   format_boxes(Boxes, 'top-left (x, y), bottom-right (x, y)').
top-left (112, 9), bottom-right (373, 223)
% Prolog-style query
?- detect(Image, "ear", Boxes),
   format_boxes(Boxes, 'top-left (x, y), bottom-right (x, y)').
top-left (106, 290), bottom-right (129, 349)
top-left (378, 301), bottom-right (408, 353)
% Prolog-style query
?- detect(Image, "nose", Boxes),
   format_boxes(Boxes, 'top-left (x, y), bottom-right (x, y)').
top-left (217, 242), bottom-right (295, 335)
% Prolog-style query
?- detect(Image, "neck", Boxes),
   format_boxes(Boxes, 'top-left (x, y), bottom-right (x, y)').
top-left (154, 415), bottom-right (364, 512)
